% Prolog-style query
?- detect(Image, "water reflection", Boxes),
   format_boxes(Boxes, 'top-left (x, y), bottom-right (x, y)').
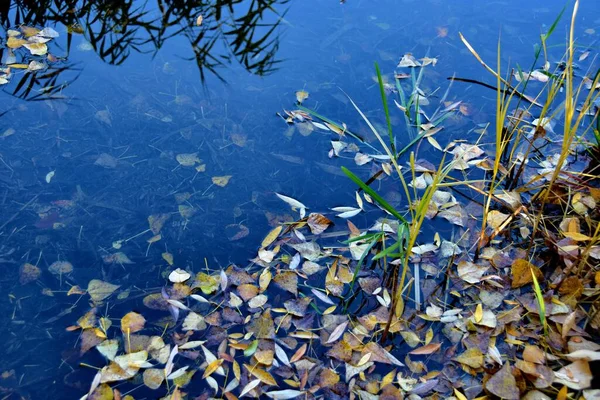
top-left (1, 0), bottom-right (289, 101)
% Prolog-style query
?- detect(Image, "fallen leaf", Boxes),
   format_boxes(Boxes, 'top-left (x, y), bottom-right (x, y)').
top-left (485, 363), bottom-right (519, 400)
top-left (88, 280), bottom-right (120, 302)
top-left (212, 175), bottom-right (232, 187)
top-left (169, 268), bottom-right (191, 283)
top-left (409, 343), bottom-right (441, 355)
top-left (121, 312), bottom-right (145, 333)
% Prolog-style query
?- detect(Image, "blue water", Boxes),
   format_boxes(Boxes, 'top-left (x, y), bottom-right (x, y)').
top-left (0, 0), bottom-right (596, 398)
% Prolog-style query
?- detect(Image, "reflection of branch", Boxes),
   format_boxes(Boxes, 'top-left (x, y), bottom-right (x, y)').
top-left (1, 0), bottom-right (289, 102)
top-left (10, 64), bottom-right (81, 101)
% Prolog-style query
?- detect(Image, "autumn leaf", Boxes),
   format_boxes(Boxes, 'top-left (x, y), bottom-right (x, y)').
top-left (121, 312), bottom-right (145, 333)
top-left (88, 280), bottom-right (120, 302)
top-left (212, 175), bottom-right (232, 187)
top-left (409, 343), bottom-right (441, 355)
top-left (454, 347), bottom-right (483, 369)
top-left (244, 364), bottom-right (277, 385)
top-left (485, 363), bottom-right (519, 400)
top-left (295, 90), bottom-right (309, 103)
top-left (512, 259), bottom-right (543, 288)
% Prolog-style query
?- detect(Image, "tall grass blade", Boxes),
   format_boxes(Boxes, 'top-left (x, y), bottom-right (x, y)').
top-left (530, 267), bottom-right (547, 337)
top-left (375, 62), bottom-right (396, 155)
top-left (341, 166), bottom-right (407, 223)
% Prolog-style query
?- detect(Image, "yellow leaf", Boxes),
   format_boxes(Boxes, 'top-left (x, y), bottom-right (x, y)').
top-left (203, 359), bottom-right (223, 379)
top-left (357, 353), bottom-right (371, 366)
top-left (381, 369), bottom-right (396, 387)
top-left (424, 327), bottom-right (433, 345)
top-left (323, 305), bottom-right (337, 315)
top-left (196, 15), bottom-right (203, 26)
top-left (23, 42), bottom-right (48, 56)
top-left (454, 388), bottom-right (468, 400)
top-left (295, 90), bottom-right (309, 103)
top-left (176, 152), bottom-right (201, 167)
top-left (7, 37), bottom-right (27, 49)
top-left (233, 360), bottom-right (241, 381)
top-left (162, 252), bottom-right (174, 266)
top-left (244, 364), bottom-right (277, 386)
top-left (212, 175), bottom-right (232, 187)
top-left (121, 312), bottom-right (146, 333)
top-left (474, 303), bottom-right (483, 323)
top-left (261, 226), bottom-right (282, 248)
top-left (562, 231), bottom-right (591, 241)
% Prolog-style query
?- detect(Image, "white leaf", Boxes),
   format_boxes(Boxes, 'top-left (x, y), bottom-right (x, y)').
top-left (164, 345), bottom-right (178, 377)
top-left (166, 299), bottom-right (189, 310)
top-left (274, 343), bottom-right (291, 367)
top-left (168, 268), bottom-right (190, 283)
top-left (326, 321), bottom-right (348, 344)
top-left (265, 389), bottom-right (305, 399)
top-left (240, 379), bottom-right (261, 397)
top-left (45, 170), bottom-right (55, 183)
top-left (167, 366), bottom-right (189, 380)
top-left (335, 207), bottom-right (362, 218)
top-left (205, 375), bottom-right (219, 393)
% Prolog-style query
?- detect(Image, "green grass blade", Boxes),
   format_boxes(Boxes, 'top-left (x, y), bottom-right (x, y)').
top-left (530, 267), bottom-right (547, 337)
top-left (375, 62), bottom-right (396, 155)
top-left (372, 240), bottom-right (401, 260)
top-left (541, 3), bottom-right (567, 41)
top-left (342, 166), bottom-right (407, 223)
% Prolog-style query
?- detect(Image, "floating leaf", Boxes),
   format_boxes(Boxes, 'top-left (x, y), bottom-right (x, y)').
top-left (143, 369), bottom-right (165, 390)
top-left (244, 364), bottom-right (277, 385)
top-left (23, 42), bottom-right (48, 55)
top-left (265, 390), bottom-right (304, 399)
top-left (240, 379), bottom-right (261, 397)
top-left (512, 259), bottom-right (543, 288)
top-left (326, 321), bottom-right (348, 344)
top-left (169, 268), bottom-right (191, 283)
top-left (295, 90), bottom-right (309, 103)
top-left (121, 312), bottom-right (145, 333)
top-left (307, 213), bottom-right (332, 235)
top-left (275, 193), bottom-right (307, 218)
top-left (454, 347), bottom-right (483, 369)
top-left (262, 226), bottom-right (282, 248)
top-left (409, 343), bottom-right (441, 355)
top-left (485, 363), bottom-right (519, 400)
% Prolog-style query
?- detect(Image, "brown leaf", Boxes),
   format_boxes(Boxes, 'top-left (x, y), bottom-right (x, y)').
top-left (247, 309), bottom-right (275, 339)
top-left (19, 263), bottom-right (41, 285)
top-left (512, 259), bottom-right (543, 288)
top-left (273, 271), bottom-right (298, 296)
top-left (485, 363), bottom-right (519, 400)
top-left (409, 342), bottom-right (441, 355)
top-left (454, 347), bottom-right (483, 369)
top-left (290, 344), bottom-right (307, 363)
top-left (307, 213), bottom-right (332, 235)
top-left (121, 312), bottom-right (145, 333)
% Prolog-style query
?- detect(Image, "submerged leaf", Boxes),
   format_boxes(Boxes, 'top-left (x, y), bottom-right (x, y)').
top-left (88, 280), bottom-right (120, 302)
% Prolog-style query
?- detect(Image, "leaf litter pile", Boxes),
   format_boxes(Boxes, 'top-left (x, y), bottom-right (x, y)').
top-left (6, 5), bottom-right (600, 400)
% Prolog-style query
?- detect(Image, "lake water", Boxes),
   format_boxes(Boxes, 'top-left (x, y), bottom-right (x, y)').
top-left (0, 0), bottom-right (597, 398)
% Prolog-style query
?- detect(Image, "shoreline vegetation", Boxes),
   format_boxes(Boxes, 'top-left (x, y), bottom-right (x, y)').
top-left (4, 0), bottom-right (600, 399)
